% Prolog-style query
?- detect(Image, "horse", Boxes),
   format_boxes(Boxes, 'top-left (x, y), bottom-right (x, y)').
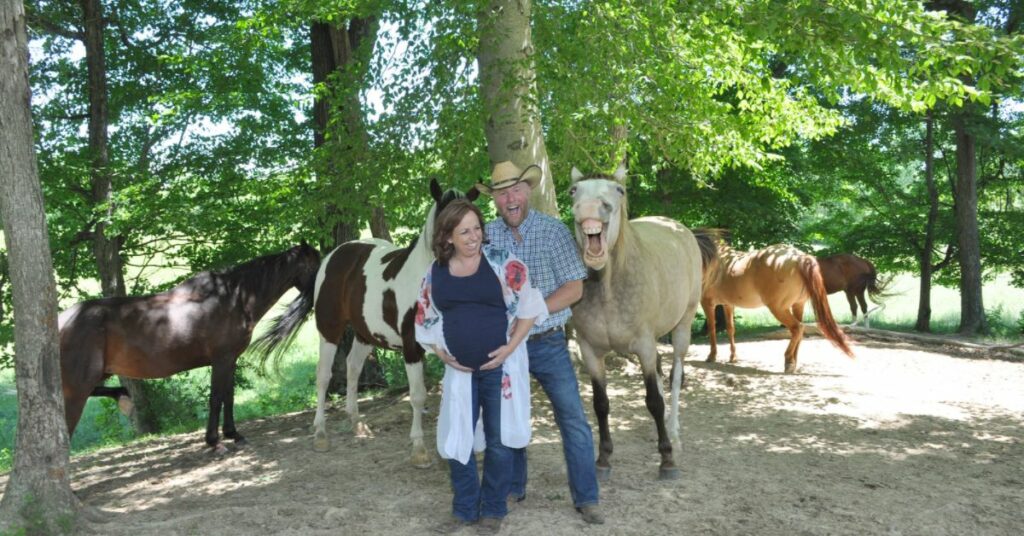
top-left (568, 162), bottom-right (716, 480)
top-left (253, 178), bottom-right (478, 467)
top-left (816, 253), bottom-right (890, 327)
top-left (701, 241), bottom-right (854, 373)
top-left (58, 243), bottom-right (322, 451)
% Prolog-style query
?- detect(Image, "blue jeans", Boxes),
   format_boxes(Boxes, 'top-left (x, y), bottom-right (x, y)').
top-left (510, 330), bottom-right (599, 507)
top-left (449, 367), bottom-right (511, 521)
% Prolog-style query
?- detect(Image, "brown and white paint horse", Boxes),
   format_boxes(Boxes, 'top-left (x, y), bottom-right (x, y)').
top-left (816, 253), bottom-right (891, 327)
top-left (255, 179), bottom-right (478, 466)
top-left (569, 162), bottom-right (716, 480)
top-left (702, 242), bottom-right (854, 373)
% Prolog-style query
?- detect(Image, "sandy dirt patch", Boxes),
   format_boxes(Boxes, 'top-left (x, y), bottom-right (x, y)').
top-left (3, 334), bottom-right (1021, 535)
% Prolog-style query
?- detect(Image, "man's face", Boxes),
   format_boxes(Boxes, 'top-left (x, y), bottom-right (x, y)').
top-left (493, 182), bottom-right (531, 228)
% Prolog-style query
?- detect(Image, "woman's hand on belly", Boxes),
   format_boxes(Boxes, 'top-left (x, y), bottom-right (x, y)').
top-left (479, 344), bottom-right (513, 370)
top-left (433, 345), bottom-right (473, 372)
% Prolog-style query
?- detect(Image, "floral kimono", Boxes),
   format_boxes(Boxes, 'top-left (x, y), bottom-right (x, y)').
top-left (415, 244), bottom-right (548, 463)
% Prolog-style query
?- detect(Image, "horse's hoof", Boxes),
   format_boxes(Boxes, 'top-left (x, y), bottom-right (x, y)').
top-left (728, 357), bottom-right (738, 364)
top-left (210, 443), bottom-right (229, 456)
top-left (354, 421), bottom-right (373, 438)
top-left (410, 449), bottom-right (434, 469)
top-left (595, 465), bottom-right (611, 482)
top-left (658, 467), bottom-right (682, 480)
top-left (313, 433), bottom-right (330, 452)
top-left (705, 356), bottom-right (717, 363)
top-left (784, 364), bottom-right (797, 374)
top-left (232, 436), bottom-right (248, 447)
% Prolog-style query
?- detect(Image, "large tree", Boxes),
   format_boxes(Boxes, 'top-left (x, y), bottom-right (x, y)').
top-left (0, 0), bottom-right (78, 530)
top-left (477, 0), bottom-right (557, 215)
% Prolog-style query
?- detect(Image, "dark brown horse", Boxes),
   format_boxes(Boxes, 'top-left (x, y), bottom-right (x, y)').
top-left (254, 179), bottom-right (478, 466)
top-left (59, 243), bottom-right (321, 451)
top-left (816, 253), bottom-right (890, 327)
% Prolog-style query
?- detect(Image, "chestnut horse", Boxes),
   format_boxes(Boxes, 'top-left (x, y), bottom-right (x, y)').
top-left (59, 243), bottom-right (322, 451)
top-left (254, 179), bottom-right (478, 466)
top-left (816, 253), bottom-right (890, 327)
top-left (569, 162), bottom-right (716, 480)
top-left (702, 242), bottom-right (854, 373)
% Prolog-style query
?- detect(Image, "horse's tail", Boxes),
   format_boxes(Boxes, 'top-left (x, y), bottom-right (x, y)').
top-left (691, 228), bottom-right (724, 295)
top-left (691, 228), bottom-right (722, 272)
top-left (250, 276), bottom-right (317, 373)
top-left (798, 256), bottom-right (854, 358)
top-left (864, 263), bottom-right (895, 303)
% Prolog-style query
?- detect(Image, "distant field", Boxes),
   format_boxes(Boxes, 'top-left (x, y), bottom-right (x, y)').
top-left (727, 273), bottom-right (1024, 340)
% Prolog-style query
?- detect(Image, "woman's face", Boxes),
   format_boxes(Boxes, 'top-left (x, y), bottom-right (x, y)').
top-left (449, 210), bottom-right (483, 259)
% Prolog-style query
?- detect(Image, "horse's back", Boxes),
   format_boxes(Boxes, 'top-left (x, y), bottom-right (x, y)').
top-left (631, 216), bottom-right (703, 294)
top-left (750, 244), bottom-right (815, 305)
top-left (314, 237), bottom-right (425, 350)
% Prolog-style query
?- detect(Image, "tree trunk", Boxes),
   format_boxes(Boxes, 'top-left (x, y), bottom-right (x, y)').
top-left (311, 17), bottom-right (386, 393)
top-left (915, 112), bottom-right (937, 332)
top-left (477, 0), bottom-right (557, 216)
top-left (951, 110), bottom-right (986, 335)
top-left (82, 0), bottom-right (159, 433)
top-left (927, 0), bottom-right (986, 336)
top-left (0, 1), bottom-right (79, 529)
top-left (369, 207), bottom-right (392, 242)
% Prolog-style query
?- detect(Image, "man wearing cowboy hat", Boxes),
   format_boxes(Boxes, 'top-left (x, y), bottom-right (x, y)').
top-left (480, 160), bottom-right (604, 525)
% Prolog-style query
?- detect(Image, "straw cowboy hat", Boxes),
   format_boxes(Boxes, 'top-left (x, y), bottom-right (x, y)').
top-left (475, 160), bottom-right (542, 195)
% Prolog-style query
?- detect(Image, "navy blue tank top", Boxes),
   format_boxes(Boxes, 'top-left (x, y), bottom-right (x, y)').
top-left (431, 259), bottom-right (508, 370)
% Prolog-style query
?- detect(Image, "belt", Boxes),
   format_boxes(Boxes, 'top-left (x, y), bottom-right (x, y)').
top-left (527, 326), bottom-right (563, 342)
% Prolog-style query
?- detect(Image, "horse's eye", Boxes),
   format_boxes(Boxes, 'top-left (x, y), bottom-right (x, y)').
top-left (615, 186), bottom-right (625, 196)
top-left (569, 186), bottom-right (577, 196)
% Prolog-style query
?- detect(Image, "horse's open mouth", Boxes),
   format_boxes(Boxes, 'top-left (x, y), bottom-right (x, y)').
top-left (579, 218), bottom-right (607, 263)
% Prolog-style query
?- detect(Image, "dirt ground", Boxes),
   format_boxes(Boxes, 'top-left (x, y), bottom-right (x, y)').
top-left (4, 333), bottom-right (1022, 536)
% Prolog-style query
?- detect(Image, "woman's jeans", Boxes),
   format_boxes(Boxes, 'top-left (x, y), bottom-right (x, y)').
top-left (449, 367), bottom-right (511, 521)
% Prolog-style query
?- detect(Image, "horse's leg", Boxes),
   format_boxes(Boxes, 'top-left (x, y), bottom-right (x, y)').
top-left (701, 298), bottom-right (718, 362)
top-left (668, 303), bottom-right (699, 444)
top-left (790, 302), bottom-right (807, 371)
top-left (636, 337), bottom-right (678, 480)
top-left (578, 338), bottom-right (612, 481)
top-left (724, 304), bottom-right (738, 363)
top-left (312, 337), bottom-right (338, 452)
top-left (221, 357), bottom-right (246, 446)
top-left (845, 290), bottom-right (858, 325)
top-left (64, 390), bottom-right (91, 439)
top-left (404, 359), bottom-right (432, 468)
top-left (345, 340), bottom-right (374, 438)
top-left (767, 304), bottom-right (803, 374)
top-left (856, 290), bottom-right (870, 328)
top-left (206, 360), bottom-right (230, 452)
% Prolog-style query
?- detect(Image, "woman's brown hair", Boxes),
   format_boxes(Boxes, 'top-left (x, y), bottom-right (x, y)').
top-left (432, 198), bottom-right (487, 265)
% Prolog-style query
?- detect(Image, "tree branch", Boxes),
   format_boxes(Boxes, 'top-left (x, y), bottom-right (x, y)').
top-left (27, 13), bottom-right (84, 41)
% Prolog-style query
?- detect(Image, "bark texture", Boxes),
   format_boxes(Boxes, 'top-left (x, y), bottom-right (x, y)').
top-left (0, 1), bottom-right (79, 530)
top-left (477, 0), bottom-right (557, 216)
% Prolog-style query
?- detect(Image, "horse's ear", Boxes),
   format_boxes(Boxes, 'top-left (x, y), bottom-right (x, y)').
top-left (430, 177), bottom-right (443, 202)
top-left (612, 161), bottom-right (627, 183)
top-left (465, 185), bottom-right (481, 202)
top-left (570, 167), bottom-right (584, 183)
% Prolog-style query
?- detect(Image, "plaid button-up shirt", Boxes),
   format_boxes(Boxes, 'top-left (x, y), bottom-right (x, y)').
top-left (486, 210), bottom-right (587, 334)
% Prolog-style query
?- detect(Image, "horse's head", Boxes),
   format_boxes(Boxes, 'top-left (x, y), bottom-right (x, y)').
top-left (290, 241), bottom-right (322, 292)
top-left (425, 177), bottom-right (481, 241)
top-left (569, 161), bottom-right (628, 270)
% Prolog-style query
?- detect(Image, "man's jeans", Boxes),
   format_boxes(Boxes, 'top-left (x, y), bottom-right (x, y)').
top-left (449, 368), bottom-right (511, 521)
top-left (510, 330), bottom-right (599, 507)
